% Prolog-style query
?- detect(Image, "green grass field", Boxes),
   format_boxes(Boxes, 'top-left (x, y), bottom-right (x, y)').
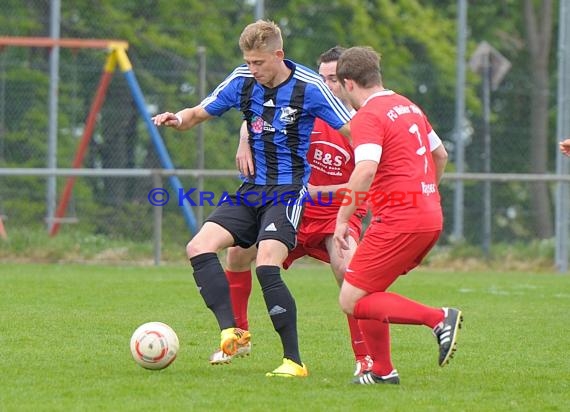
top-left (1, 262), bottom-right (569, 411)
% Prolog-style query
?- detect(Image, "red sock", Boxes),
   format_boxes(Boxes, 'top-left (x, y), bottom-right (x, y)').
top-left (353, 292), bottom-right (445, 376)
top-left (346, 314), bottom-right (368, 361)
top-left (354, 291), bottom-right (444, 327)
top-left (225, 270), bottom-right (252, 330)
top-left (357, 318), bottom-right (393, 376)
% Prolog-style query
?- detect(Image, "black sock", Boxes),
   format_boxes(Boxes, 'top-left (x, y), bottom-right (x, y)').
top-left (256, 265), bottom-right (301, 365)
top-left (190, 252), bottom-right (235, 330)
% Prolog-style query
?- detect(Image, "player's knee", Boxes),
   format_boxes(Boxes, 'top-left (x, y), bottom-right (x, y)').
top-left (186, 237), bottom-right (210, 259)
top-left (338, 292), bottom-right (354, 315)
top-left (185, 240), bottom-right (198, 259)
top-left (256, 239), bottom-right (288, 266)
top-left (226, 247), bottom-right (255, 271)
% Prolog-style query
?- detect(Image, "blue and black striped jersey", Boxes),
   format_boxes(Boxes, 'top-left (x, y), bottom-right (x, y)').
top-left (200, 60), bottom-right (352, 186)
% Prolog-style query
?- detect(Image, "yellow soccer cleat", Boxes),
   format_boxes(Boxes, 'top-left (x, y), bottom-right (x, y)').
top-left (220, 327), bottom-right (251, 356)
top-left (266, 358), bottom-right (308, 378)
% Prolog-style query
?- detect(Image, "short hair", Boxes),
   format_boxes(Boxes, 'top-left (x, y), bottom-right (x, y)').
top-left (317, 46), bottom-right (346, 65)
top-left (336, 46), bottom-right (383, 88)
top-left (239, 20), bottom-right (283, 53)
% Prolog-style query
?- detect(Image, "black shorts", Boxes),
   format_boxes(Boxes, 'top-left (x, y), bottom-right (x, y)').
top-left (205, 183), bottom-right (307, 251)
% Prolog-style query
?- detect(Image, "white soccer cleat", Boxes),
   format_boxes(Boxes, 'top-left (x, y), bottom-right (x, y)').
top-left (209, 341), bottom-right (252, 365)
top-left (353, 355), bottom-right (374, 377)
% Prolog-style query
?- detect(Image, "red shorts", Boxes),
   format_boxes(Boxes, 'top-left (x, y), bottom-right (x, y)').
top-left (283, 214), bottom-right (363, 269)
top-left (344, 222), bottom-right (441, 293)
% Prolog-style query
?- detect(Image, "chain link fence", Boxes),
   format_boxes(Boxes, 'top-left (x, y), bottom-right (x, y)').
top-left (0, 1), bottom-right (567, 267)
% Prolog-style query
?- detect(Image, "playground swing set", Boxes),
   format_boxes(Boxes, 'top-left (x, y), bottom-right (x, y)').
top-left (0, 36), bottom-right (198, 239)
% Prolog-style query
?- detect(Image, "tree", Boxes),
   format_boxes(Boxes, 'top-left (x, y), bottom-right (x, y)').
top-left (1, 0), bottom-right (560, 245)
top-left (438, 0), bottom-right (558, 242)
top-left (523, 0), bottom-right (554, 238)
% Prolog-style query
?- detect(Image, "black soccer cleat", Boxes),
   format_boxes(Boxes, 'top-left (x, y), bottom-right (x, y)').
top-left (434, 307), bottom-right (463, 367)
top-left (352, 370), bottom-right (400, 385)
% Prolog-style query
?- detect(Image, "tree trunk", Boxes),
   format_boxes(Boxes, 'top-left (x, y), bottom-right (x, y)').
top-left (524, 0), bottom-right (554, 238)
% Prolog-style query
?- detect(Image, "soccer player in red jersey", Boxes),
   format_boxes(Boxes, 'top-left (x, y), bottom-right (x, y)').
top-left (211, 47), bottom-right (373, 377)
top-left (333, 46), bottom-right (462, 385)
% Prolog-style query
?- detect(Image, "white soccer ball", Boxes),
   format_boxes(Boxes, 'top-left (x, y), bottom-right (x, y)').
top-left (130, 321), bottom-right (179, 370)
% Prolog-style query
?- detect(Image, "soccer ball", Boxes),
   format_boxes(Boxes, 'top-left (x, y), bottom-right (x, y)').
top-left (130, 321), bottom-right (179, 370)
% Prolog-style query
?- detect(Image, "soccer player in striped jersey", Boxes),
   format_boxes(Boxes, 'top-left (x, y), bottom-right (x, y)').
top-left (332, 46), bottom-right (461, 385)
top-left (152, 20), bottom-right (351, 378)
top-left (210, 47), bottom-right (373, 378)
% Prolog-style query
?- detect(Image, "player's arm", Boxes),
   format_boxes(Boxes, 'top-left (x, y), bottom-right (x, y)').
top-left (560, 138), bottom-right (570, 157)
top-left (338, 122), bottom-right (351, 139)
top-left (431, 145), bottom-right (448, 185)
top-left (236, 121), bottom-right (255, 177)
top-left (152, 105), bottom-right (213, 131)
top-left (336, 160), bottom-right (376, 225)
top-left (334, 131), bottom-right (380, 254)
top-left (333, 159), bottom-right (376, 255)
top-left (313, 85), bottom-right (352, 139)
top-left (427, 129), bottom-right (448, 184)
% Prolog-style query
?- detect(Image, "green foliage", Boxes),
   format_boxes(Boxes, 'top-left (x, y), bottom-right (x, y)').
top-left (0, 225), bottom-right (558, 272)
top-left (0, 0), bottom-right (45, 35)
top-left (0, 1), bottom-right (561, 245)
top-left (0, 226), bottom-right (155, 262)
top-left (492, 237), bottom-right (555, 263)
top-left (429, 237), bottom-right (556, 271)
top-left (2, 180), bottom-right (46, 222)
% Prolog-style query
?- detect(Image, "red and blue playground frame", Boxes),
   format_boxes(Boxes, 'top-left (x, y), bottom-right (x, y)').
top-left (0, 37), bottom-right (198, 237)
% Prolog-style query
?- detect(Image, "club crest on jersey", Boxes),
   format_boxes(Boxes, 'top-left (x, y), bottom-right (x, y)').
top-left (251, 116), bottom-right (264, 134)
top-left (279, 107), bottom-right (298, 125)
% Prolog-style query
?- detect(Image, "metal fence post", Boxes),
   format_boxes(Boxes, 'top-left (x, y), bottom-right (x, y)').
top-left (555, 0), bottom-right (570, 273)
top-left (46, 0), bottom-right (61, 233)
top-left (152, 171), bottom-right (162, 266)
top-left (482, 51), bottom-right (492, 258)
top-left (453, 0), bottom-right (468, 242)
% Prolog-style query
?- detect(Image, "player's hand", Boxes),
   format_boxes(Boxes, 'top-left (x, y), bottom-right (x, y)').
top-left (560, 139), bottom-right (570, 157)
top-left (236, 137), bottom-right (255, 178)
top-left (152, 112), bottom-right (181, 128)
top-left (333, 221), bottom-right (350, 258)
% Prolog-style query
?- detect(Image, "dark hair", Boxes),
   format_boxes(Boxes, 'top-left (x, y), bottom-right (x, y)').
top-left (317, 46), bottom-right (346, 65)
top-left (336, 46), bottom-right (382, 88)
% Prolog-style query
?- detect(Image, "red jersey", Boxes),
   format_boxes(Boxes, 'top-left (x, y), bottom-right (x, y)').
top-left (303, 118), bottom-right (366, 219)
top-left (351, 90), bottom-right (442, 232)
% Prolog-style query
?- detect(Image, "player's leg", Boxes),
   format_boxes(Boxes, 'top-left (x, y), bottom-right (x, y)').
top-left (187, 202), bottom-right (257, 357)
top-left (186, 221), bottom-right (236, 332)
top-left (257, 186), bottom-right (308, 378)
top-left (339, 280), bottom-right (399, 384)
top-left (226, 246), bottom-right (257, 330)
top-left (210, 245), bottom-right (256, 365)
top-left (342, 228), bottom-right (462, 384)
top-left (325, 231), bottom-right (372, 376)
top-left (257, 239), bottom-right (307, 377)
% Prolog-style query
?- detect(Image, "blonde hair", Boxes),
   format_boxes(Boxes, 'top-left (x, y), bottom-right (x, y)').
top-left (239, 20), bottom-right (283, 53)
